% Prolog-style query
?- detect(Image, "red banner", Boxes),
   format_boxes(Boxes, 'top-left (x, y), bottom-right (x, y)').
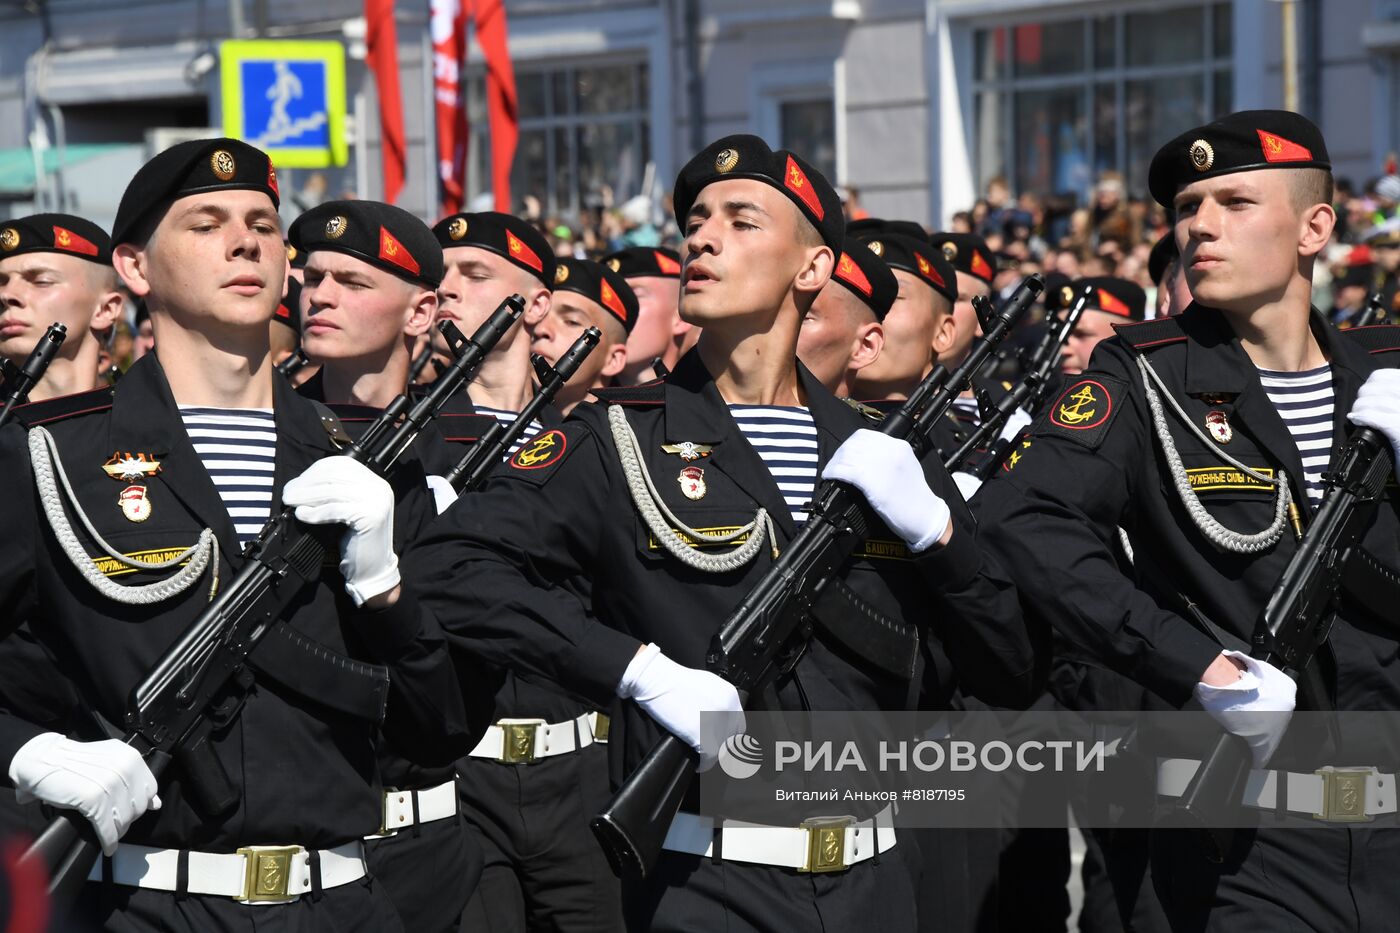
top-left (473, 0), bottom-right (518, 213)
top-left (366, 0), bottom-right (406, 204)
top-left (431, 0), bottom-right (469, 216)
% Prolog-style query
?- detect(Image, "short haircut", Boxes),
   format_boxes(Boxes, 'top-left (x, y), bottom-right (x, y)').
top-left (792, 203), bottom-right (824, 249)
top-left (1288, 168), bottom-right (1334, 213)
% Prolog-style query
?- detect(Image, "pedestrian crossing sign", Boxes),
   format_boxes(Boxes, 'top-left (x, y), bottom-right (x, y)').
top-left (220, 40), bottom-right (348, 168)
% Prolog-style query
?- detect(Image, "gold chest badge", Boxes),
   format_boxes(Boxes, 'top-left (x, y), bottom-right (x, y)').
top-left (678, 466), bottom-right (707, 500)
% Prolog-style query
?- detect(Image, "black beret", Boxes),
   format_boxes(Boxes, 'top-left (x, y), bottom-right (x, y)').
top-left (673, 135), bottom-right (843, 251)
top-left (855, 233), bottom-right (957, 306)
top-left (829, 236), bottom-right (898, 322)
top-left (1148, 233), bottom-right (1179, 285)
top-left (433, 211), bottom-right (557, 287)
top-left (552, 257), bottom-right (638, 334)
top-left (273, 278), bottom-right (302, 332)
top-left (1042, 272), bottom-right (1073, 313)
top-left (1336, 264), bottom-right (1374, 290)
top-left (0, 213), bottom-right (111, 266)
top-left (286, 239), bottom-right (307, 269)
top-left (1074, 276), bottom-right (1146, 321)
top-left (927, 232), bottom-right (995, 285)
top-left (289, 200), bottom-right (443, 289)
top-left (1148, 109), bottom-right (1331, 208)
top-left (601, 246), bottom-right (682, 279)
top-left (113, 137), bottom-right (280, 245)
top-left (846, 217), bottom-right (928, 241)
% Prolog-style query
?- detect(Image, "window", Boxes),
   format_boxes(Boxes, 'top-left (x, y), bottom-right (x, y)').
top-left (972, 3), bottom-right (1233, 201)
top-left (779, 98), bottom-right (837, 184)
top-left (468, 61), bottom-right (650, 218)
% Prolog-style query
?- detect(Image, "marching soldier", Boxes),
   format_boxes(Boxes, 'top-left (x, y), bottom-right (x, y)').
top-left (848, 234), bottom-right (958, 402)
top-left (795, 234), bottom-right (896, 396)
top-left (601, 246), bottom-right (691, 384)
top-left (976, 111), bottom-right (1400, 930)
top-left (430, 212), bottom-right (623, 933)
top-left (0, 138), bottom-right (466, 930)
top-left (0, 213), bottom-right (125, 400)
top-left (928, 232), bottom-right (1002, 429)
top-left (530, 257), bottom-right (636, 415)
top-left (288, 199), bottom-right (491, 932)
top-left (402, 135), bottom-right (1034, 931)
top-left (1057, 277), bottom-right (1147, 375)
top-left (421, 211), bottom-right (559, 478)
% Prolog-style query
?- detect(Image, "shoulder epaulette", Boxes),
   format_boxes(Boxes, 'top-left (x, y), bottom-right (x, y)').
top-left (1342, 324), bottom-right (1400, 355)
top-left (436, 411), bottom-right (497, 443)
top-left (1113, 316), bottom-right (1186, 351)
top-left (593, 382), bottom-right (666, 406)
top-left (321, 401), bottom-right (381, 423)
top-left (11, 386), bottom-right (115, 427)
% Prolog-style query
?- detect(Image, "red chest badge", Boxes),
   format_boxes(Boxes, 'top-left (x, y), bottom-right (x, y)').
top-left (678, 465), bottom-right (707, 500)
top-left (119, 485), bottom-right (152, 522)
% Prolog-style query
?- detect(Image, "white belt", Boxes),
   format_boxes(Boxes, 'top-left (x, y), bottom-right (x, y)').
top-left (370, 779), bottom-right (458, 837)
top-left (661, 805), bottom-right (897, 872)
top-left (1157, 757), bottom-right (1399, 822)
top-left (86, 840), bottom-right (366, 904)
top-left (467, 712), bottom-right (606, 763)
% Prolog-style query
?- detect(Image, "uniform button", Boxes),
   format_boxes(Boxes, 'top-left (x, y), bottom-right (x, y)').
top-left (398, 815), bottom-right (406, 822)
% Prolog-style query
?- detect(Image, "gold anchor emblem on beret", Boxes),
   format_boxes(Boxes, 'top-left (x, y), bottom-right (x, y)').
top-left (286, 244), bottom-right (297, 262)
top-left (867, 240), bottom-right (884, 257)
top-left (210, 150), bottom-right (237, 180)
top-left (1060, 285), bottom-right (1075, 306)
top-left (448, 217), bottom-right (469, 240)
top-left (607, 257), bottom-right (622, 272)
top-left (0, 228), bottom-right (17, 251)
top-left (941, 242), bottom-right (958, 262)
top-left (326, 216), bottom-right (348, 239)
top-left (554, 264), bottom-right (570, 285)
top-left (1189, 140), bottom-right (1215, 172)
top-left (715, 149), bottom-right (739, 174)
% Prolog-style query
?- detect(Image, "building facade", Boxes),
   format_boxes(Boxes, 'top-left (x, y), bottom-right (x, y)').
top-left (0, 0), bottom-right (1391, 230)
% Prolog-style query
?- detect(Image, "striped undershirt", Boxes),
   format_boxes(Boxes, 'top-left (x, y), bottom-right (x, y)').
top-left (950, 394), bottom-right (980, 425)
top-left (178, 407), bottom-right (277, 544)
top-left (1257, 365), bottom-right (1335, 504)
top-left (474, 405), bottom-right (543, 457)
top-left (728, 405), bottom-right (819, 524)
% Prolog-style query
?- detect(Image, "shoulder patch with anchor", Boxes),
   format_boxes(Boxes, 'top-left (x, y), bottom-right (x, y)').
top-left (1342, 323), bottom-right (1400, 356)
top-left (1035, 375), bottom-right (1128, 450)
top-left (505, 426), bottom-right (583, 485)
top-left (10, 385), bottom-right (115, 427)
top-left (1113, 316), bottom-right (1185, 352)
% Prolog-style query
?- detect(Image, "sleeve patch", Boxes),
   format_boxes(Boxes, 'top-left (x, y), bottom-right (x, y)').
top-left (509, 429), bottom-right (569, 472)
top-left (1035, 375), bottom-right (1128, 450)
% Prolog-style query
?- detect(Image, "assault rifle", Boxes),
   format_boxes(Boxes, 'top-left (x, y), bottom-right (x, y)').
top-left (944, 284), bottom-right (1093, 475)
top-left (0, 323), bottom-right (67, 428)
top-left (1176, 426), bottom-right (1397, 854)
top-left (23, 296), bottom-right (526, 904)
top-left (445, 327), bottom-right (600, 493)
top-left (1353, 293), bottom-right (1389, 329)
top-left (589, 275), bottom-right (1044, 879)
top-left (275, 347), bottom-right (310, 380)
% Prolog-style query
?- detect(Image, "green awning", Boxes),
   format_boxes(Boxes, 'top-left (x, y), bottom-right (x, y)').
top-left (0, 145), bottom-right (127, 196)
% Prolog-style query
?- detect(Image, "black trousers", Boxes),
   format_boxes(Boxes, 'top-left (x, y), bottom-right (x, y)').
top-left (624, 842), bottom-right (917, 933)
top-left (1151, 824), bottom-right (1400, 932)
top-left (457, 743), bottom-right (622, 933)
top-left (1079, 827), bottom-right (1169, 933)
top-left (74, 876), bottom-right (404, 932)
top-left (366, 811), bottom-right (481, 933)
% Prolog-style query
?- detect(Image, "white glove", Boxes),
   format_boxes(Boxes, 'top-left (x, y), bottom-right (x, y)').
top-left (283, 457), bottom-right (399, 606)
top-left (823, 429), bottom-right (952, 552)
top-left (8, 733), bottom-right (161, 856)
top-left (998, 408), bottom-right (1033, 443)
top-left (425, 475), bottom-right (457, 515)
top-left (1347, 369), bottom-right (1400, 465)
top-left (1193, 650), bottom-right (1297, 768)
top-left (952, 471), bottom-right (983, 501)
top-left (617, 644), bottom-right (744, 772)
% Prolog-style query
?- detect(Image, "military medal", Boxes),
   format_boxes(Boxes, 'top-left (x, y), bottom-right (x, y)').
top-left (678, 466), bottom-right (707, 500)
top-left (1205, 410), bottom-right (1232, 444)
top-left (661, 441), bottom-right (714, 462)
top-left (103, 452), bottom-right (162, 482)
top-left (119, 485), bottom-right (152, 522)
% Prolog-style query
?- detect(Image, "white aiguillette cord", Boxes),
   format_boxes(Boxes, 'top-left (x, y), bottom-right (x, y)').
top-left (28, 425), bottom-right (219, 604)
top-left (1135, 355), bottom-right (1289, 554)
top-left (607, 404), bottom-right (777, 573)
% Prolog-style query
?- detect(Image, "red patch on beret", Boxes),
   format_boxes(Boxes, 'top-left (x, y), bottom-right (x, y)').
top-left (51, 226), bottom-right (98, 257)
top-left (379, 226), bottom-right (421, 277)
top-left (783, 156), bottom-right (824, 222)
top-left (506, 230), bottom-right (543, 273)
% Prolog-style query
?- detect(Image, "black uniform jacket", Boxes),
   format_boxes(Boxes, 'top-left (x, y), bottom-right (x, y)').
top-left (975, 306), bottom-right (1400, 716)
top-left (404, 350), bottom-right (1035, 780)
top-left (411, 382), bottom-right (562, 479)
top-left (0, 355), bottom-right (467, 850)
